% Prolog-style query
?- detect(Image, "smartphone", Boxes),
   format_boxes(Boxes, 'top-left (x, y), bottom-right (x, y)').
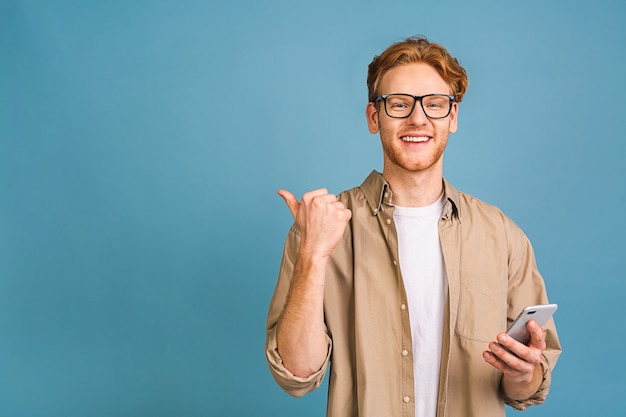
top-left (506, 304), bottom-right (558, 345)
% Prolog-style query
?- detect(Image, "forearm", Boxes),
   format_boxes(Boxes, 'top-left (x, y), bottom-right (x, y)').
top-left (276, 251), bottom-right (329, 377)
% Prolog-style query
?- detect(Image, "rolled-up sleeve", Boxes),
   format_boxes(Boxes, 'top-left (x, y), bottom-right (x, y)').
top-left (505, 352), bottom-right (556, 410)
top-left (265, 325), bottom-right (332, 397)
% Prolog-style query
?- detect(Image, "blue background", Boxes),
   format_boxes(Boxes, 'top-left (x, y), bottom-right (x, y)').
top-left (2, 0), bottom-right (625, 416)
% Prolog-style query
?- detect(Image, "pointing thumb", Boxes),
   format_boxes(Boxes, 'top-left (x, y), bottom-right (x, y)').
top-left (277, 189), bottom-right (299, 220)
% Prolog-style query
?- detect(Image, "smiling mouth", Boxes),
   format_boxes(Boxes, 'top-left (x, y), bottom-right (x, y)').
top-left (401, 135), bottom-right (431, 143)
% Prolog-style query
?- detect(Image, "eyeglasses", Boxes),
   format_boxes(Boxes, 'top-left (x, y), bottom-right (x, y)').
top-left (373, 93), bottom-right (455, 119)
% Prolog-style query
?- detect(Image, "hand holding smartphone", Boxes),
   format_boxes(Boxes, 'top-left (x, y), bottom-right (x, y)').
top-left (506, 304), bottom-right (558, 345)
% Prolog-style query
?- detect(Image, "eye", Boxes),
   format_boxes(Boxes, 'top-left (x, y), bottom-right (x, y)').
top-left (390, 101), bottom-right (409, 109)
top-left (423, 98), bottom-right (447, 109)
top-left (387, 96), bottom-right (413, 109)
top-left (425, 102), bottom-right (443, 109)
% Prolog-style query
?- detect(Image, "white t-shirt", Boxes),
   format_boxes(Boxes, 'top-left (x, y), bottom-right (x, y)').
top-left (393, 194), bottom-right (447, 417)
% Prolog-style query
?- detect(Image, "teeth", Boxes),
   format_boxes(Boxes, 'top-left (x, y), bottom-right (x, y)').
top-left (402, 136), bottom-right (430, 143)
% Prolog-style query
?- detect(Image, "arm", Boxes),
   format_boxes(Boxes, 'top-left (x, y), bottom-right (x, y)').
top-left (274, 189), bottom-right (351, 377)
top-left (483, 218), bottom-right (561, 407)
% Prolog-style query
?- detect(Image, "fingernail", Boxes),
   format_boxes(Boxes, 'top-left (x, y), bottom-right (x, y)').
top-left (498, 334), bottom-right (507, 343)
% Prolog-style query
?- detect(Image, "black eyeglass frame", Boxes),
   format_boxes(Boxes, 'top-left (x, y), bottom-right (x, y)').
top-left (373, 93), bottom-right (455, 119)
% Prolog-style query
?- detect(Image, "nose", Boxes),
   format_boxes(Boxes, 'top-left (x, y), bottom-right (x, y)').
top-left (407, 100), bottom-right (429, 124)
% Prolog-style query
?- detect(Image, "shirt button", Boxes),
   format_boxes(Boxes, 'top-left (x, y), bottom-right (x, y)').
top-left (386, 218), bottom-right (392, 225)
top-left (403, 396), bottom-right (410, 403)
top-left (400, 304), bottom-right (406, 310)
top-left (402, 349), bottom-right (409, 357)
top-left (393, 260), bottom-right (398, 266)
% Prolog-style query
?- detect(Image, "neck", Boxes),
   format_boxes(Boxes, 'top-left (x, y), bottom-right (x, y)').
top-left (383, 166), bottom-right (444, 208)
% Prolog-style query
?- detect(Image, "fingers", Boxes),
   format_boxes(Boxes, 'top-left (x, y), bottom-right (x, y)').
top-left (484, 322), bottom-right (546, 378)
top-left (484, 335), bottom-right (535, 374)
top-left (277, 188), bottom-right (351, 258)
top-left (527, 320), bottom-right (546, 350)
top-left (277, 189), bottom-right (300, 220)
top-left (303, 190), bottom-right (351, 223)
top-left (277, 188), bottom-right (335, 221)
top-left (482, 349), bottom-right (509, 373)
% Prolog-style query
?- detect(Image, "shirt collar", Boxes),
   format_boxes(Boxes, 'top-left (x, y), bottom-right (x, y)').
top-left (359, 170), bottom-right (461, 220)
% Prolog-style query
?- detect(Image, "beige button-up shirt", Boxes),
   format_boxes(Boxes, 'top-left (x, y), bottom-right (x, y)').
top-left (266, 171), bottom-right (561, 417)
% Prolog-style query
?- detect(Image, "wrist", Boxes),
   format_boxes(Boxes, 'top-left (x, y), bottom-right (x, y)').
top-left (297, 244), bottom-right (332, 266)
top-left (502, 363), bottom-right (543, 400)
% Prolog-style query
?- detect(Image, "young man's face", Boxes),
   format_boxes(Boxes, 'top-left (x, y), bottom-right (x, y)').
top-left (366, 62), bottom-right (458, 177)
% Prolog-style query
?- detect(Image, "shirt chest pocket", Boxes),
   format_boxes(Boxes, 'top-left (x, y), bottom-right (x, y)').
top-left (454, 270), bottom-right (507, 342)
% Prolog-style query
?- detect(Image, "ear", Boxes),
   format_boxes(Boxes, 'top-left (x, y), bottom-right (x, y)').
top-left (366, 102), bottom-right (380, 134)
top-left (448, 101), bottom-right (458, 134)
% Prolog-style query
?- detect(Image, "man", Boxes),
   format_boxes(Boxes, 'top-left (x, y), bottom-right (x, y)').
top-left (265, 36), bottom-right (561, 417)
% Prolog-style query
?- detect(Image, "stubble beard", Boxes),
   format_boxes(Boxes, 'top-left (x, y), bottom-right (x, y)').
top-left (380, 132), bottom-right (448, 176)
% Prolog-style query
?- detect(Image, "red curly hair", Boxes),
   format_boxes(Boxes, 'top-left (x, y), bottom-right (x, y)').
top-left (367, 36), bottom-right (469, 103)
